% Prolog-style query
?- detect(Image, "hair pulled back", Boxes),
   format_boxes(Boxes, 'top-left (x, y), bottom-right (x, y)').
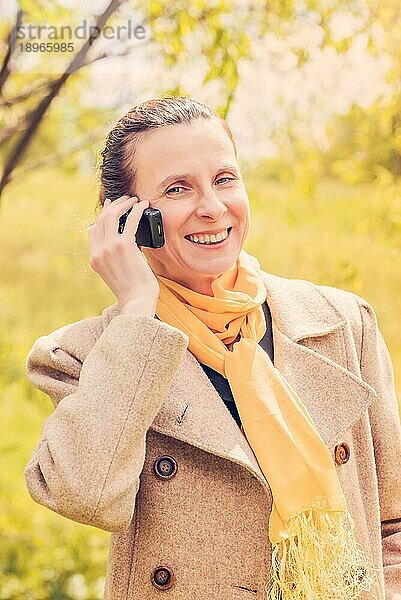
top-left (96, 95), bottom-right (237, 213)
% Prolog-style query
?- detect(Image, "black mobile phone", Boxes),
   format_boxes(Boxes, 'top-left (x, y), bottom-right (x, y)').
top-left (117, 205), bottom-right (165, 248)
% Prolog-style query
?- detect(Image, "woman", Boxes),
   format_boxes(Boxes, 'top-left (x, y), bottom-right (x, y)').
top-left (24, 96), bottom-right (401, 600)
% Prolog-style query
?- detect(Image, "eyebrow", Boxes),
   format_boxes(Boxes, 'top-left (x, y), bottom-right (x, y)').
top-left (156, 164), bottom-right (239, 190)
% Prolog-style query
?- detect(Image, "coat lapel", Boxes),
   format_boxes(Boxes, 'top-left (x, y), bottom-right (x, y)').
top-left (261, 272), bottom-right (377, 449)
top-left (101, 271), bottom-right (378, 491)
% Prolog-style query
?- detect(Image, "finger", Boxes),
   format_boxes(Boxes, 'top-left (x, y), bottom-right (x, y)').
top-left (94, 198), bottom-right (118, 242)
top-left (102, 195), bottom-right (129, 214)
top-left (107, 194), bottom-right (130, 206)
top-left (88, 220), bottom-right (104, 264)
top-left (104, 196), bottom-right (140, 238)
top-left (88, 224), bottom-right (98, 263)
top-left (89, 216), bottom-right (105, 250)
top-left (122, 199), bottom-right (150, 238)
top-left (87, 225), bottom-right (94, 245)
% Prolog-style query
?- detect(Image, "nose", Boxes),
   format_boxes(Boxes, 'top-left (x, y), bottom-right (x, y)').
top-left (194, 186), bottom-right (228, 220)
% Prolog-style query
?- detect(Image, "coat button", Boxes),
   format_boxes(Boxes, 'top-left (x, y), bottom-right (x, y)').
top-left (334, 441), bottom-right (351, 464)
top-left (151, 565), bottom-right (175, 590)
top-left (153, 455), bottom-right (178, 479)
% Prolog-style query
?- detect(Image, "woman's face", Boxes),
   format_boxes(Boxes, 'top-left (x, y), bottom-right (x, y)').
top-left (131, 119), bottom-right (251, 296)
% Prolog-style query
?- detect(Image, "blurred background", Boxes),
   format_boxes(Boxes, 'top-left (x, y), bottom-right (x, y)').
top-left (1, 0), bottom-right (400, 598)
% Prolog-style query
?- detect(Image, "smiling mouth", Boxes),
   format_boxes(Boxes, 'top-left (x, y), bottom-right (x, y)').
top-left (184, 226), bottom-right (232, 246)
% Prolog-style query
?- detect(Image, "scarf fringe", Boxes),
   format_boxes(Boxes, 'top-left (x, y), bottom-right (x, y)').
top-left (265, 507), bottom-right (380, 600)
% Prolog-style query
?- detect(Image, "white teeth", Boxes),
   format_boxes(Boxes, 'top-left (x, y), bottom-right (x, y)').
top-left (187, 228), bottom-right (229, 244)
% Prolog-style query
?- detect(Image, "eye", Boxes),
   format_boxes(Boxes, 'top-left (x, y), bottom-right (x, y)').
top-left (216, 176), bottom-right (236, 184)
top-left (166, 185), bottom-right (186, 195)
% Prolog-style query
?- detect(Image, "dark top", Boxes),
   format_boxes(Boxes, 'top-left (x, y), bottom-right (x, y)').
top-left (198, 301), bottom-right (274, 429)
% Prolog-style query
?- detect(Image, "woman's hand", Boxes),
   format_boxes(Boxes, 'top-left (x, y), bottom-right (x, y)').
top-left (88, 195), bottom-right (160, 312)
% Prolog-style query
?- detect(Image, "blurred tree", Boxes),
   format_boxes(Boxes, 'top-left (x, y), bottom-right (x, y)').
top-left (0, 0), bottom-right (364, 201)
top-left (0, 0), bottom-right (131, 198)
top-left (367, 1), bottom-right (401, 177)
top-left (316, 2), bottom-right (401, 183)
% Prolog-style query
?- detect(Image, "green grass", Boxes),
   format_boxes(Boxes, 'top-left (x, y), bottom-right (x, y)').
top-left (1, 166), bottom-right (399, 598)
top-left (244, 170), bottom-right (401, 391)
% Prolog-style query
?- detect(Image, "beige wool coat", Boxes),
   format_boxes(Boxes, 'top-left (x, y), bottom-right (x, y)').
top-left (24, 270), bottom-right (401, 600)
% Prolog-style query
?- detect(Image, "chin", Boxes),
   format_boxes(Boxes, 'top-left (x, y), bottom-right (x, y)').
top-left (190, 256), bottom-right (237, 274)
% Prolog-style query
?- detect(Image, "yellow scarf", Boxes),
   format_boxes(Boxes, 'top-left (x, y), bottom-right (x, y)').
top-left (153, 249), bottom-right (377, 599)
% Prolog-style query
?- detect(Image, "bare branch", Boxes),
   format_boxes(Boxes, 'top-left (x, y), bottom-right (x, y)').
top-left (0, 7), bottom-right (23, 95)
top-left (0, 36), bottom-right (136, 111)
top-left (0, 79), bottom-right (51, 108)
top-left (0, 0), bottom-right (128, 199)
top-left (8, 126), bottom-right (105, 185)
top-left (0, 117), bottom-right (29, 145)
top-left (80, 43), bottom-right (138, 68)
top-left (60, 0), bottom-right (128, 78)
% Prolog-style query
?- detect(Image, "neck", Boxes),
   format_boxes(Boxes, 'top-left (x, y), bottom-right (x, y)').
top-left (156, 271), bottom-right (219, 296)
top-left (184, 280), bottom-right (215, 296)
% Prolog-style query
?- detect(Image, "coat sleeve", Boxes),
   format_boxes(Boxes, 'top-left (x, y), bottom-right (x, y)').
top-left (356, 297), bottom-right (401, 599)
top-left (24, 313), bottom-right (189, 534)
